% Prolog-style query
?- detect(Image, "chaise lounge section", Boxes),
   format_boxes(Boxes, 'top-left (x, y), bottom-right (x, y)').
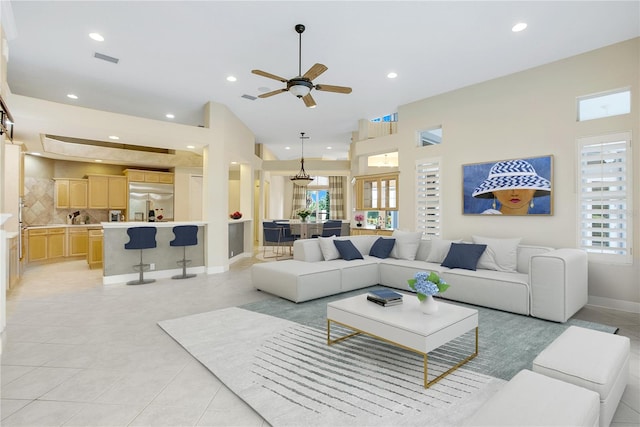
top-left (251, 232), bottom-right (588, 322)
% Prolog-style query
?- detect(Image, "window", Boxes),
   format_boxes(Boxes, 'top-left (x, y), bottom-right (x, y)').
top-left (577, 89), bottom-right (631, 122)
top-left (371, 113), bottom-right (397, 122)
top-left (418, 126), bottom-right (442, 146)
top-left (306, 176), bottom-right (329, 220)
top-left (415, 158), bottom-right (441, 237)
top-left (577, 132), bottom-right (632, 263)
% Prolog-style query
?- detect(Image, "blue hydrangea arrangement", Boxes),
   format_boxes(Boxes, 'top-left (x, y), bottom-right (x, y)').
top-left (408, 271), bottom-right (449, 301)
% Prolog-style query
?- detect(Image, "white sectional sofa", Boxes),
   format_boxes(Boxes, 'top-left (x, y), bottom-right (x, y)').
top-left (251, 233), bottom-right (588, 323)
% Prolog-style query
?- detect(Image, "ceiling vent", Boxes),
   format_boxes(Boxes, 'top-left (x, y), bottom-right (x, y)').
top-left (241, 94), bottom-right (257, 101)
top-left (94, 52), bottom-right (119, 64)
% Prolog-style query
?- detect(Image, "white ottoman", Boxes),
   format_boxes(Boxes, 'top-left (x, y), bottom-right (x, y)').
top-left (464, 369), bottom-right (600, 426)
top-left (533, 326), bottom-right (630, 427)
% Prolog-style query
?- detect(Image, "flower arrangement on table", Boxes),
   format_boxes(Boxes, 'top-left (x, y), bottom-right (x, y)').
top-left (408, 271), bottom-right (449, 301)
top-left (354, 213), bottom-right (364, 226)
top-left (296, 208), bottom-right (313, 221)
top-left (229, 211), bottom-right (242, 219)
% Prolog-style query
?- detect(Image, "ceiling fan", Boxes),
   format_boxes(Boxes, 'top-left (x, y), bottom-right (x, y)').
top-left (252, 24), bottom-right (352, 108)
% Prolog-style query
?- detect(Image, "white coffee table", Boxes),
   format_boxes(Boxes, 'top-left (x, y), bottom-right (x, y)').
top-left (327, 293), bottom-right (478, 388)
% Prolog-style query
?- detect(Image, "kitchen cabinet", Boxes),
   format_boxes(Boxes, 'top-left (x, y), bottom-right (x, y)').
top-left (350, 228), bottom-right (394, 236)
top-left (68, 227), bottom-right (89, 256)
top-left (27, 227), bottom-right (65, 262)
top-left (87, 229), bottom-right (103, 269)
top-left (124, 169), bottom-right (174, 184)
top-left (355, 173), bottom-right (399, 211)
top-left (8, 234), bottom-right (19, 289)
top-left (55, 179), bottom-right (88, 209)
top-left (88, 175), bottom-right (127, 209)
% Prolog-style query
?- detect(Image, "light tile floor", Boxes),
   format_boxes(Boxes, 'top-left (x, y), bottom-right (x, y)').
top-left (1, 256), bottom-right (639, 426)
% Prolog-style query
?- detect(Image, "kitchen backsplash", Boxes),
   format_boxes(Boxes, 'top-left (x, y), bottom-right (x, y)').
top-left (23, 177), bottom-right (108, 226)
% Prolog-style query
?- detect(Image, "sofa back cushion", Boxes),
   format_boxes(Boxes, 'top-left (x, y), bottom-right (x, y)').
top-left (390, 230), bottom-right (423, 260)
top-left (472, 236), bottom-right (522, 272)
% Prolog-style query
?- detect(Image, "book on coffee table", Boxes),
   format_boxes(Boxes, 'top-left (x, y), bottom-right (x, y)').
top-left (367, 295), bottom-right (403, 307)
top-left (367, 289), bottom-right (403, 306)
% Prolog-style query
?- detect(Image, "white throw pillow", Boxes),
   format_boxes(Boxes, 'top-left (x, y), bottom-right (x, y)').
top-left (318, 236), bottom-right (340, 261)
top-left (472, 236), bottom-right (521, 272)
top-left (390, 230), bottom-right (423, 260)
top-left (426, 238), bottom-right (461, 263)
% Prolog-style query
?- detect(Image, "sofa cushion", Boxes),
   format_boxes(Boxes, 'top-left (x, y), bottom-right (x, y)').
top-left (369, 237), bottom-right (396, 259)
top-left (473, 236), bottom-right (521, 272)
top-left (441, 243), bottom-right (487, 270)
top-left (426, 238), bottom-right (461, 263)
top-left (318, 236), bottom-right (340, 261)
top-left (334, 240), bottom-right (364, 261)
top-left (390, 230), bottom-right (423, 260)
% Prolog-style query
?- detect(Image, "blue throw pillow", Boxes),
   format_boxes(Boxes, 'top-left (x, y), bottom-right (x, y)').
top-left (334, 240), bottom-right (364, 261)
top-left (441, 243), bottom-right (487, 270)
top-left (369, 237), bottom-right (396, 259)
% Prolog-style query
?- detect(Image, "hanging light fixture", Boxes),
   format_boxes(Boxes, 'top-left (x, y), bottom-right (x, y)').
top-left (290, 132), bottom-right (314, 186)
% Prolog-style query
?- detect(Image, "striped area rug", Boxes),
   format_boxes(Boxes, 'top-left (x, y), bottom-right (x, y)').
top-left (158, 307), bottom-right (504, 426)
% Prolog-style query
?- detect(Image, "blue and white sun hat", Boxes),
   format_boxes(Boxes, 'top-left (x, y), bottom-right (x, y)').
top-left (472, 159), bottom-right (551, 199)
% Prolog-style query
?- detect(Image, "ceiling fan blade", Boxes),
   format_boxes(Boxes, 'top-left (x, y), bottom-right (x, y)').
top-left (302, 93), bottom-right (316, 108)
top-left (251, 69), bottom-right (288, 83)
top-left (302, 63), bottom-right (327, 81)
top-left (258, 88), bottom-right (287, 98)
top-left (315, 84), bottom-right (352, 94)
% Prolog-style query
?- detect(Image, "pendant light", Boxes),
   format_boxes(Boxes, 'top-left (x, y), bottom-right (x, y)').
top-left (290, 132), bottom-right (314, 186)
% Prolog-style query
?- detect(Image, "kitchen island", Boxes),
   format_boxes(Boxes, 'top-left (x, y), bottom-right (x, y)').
top-left (101, 221), bottom-right (206, 285)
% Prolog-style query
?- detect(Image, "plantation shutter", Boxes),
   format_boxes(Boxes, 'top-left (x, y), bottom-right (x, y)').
top-left (578, 132), bottom-right (632, 262)
top-left (416, 158), bottom-right (441, 237)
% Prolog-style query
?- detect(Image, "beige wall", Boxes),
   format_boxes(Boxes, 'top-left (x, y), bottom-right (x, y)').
top-left (353, 38), bottom-right (639, 309)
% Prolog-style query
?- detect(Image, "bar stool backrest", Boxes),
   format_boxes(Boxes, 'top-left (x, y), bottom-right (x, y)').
top-left (124, 227), bottom-right (157, 250)
top-left (170, 225), bottom-right (198, 247)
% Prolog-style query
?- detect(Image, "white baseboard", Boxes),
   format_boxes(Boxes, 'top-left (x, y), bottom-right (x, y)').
top-left (587, 295), bottom-right (640, 314)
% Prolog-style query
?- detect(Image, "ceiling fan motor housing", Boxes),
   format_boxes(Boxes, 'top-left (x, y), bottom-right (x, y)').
top-left (287, 78), bottom-right (313, 98)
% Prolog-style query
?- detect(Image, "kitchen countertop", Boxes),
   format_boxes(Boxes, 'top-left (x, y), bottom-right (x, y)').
top-left (101, 221), bottom-right (207, 229)
top-left (25, 224), bottom-right (104, 229)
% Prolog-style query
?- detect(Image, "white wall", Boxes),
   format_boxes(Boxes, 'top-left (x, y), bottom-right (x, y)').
top-left (353, 38), bottom-right (639, 310)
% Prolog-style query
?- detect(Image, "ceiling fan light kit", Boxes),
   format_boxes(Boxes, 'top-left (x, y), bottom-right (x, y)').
top-left (291, 132), bottom-right (314, 186)
top-left (252, 24), bottom-right (352, 108)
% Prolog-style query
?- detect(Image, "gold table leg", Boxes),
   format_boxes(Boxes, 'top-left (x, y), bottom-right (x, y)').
top-left (328, 319), bottom-right (479, 389)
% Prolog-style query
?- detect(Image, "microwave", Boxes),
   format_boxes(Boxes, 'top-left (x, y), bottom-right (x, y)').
top-left (109, 210), bottom-right (123, 222)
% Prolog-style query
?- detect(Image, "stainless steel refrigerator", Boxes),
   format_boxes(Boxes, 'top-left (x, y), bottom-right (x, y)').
top-left (128, 182), bottom-right (174, 222)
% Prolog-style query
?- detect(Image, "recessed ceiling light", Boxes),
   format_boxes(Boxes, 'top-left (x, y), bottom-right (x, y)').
top-left (387, 72), bottom-right (398, 79)
top-left (226, 76), bottom-right (237, 82)
top-left (230, 161), bottom-right (238, 164)
top-left (186, 145), bottom-right (195, 149)
top-left (31, 152), bottom-right (41, 156)
top-left (94, 159), bottom-right (103, 163)
top-left (285, 147), bottom-right (291, 150)
top-left (512, 22), bottom-right (527, 32)
top-left (326, 146), bottom-right (332, 150)
top-left (67, 94), bottom-right (78, 99)
top-left (165, 113), bottom-right (175, 119)
top-left (108, 135), bottom-right (119, 140)
top-left (89, 32), bottom-right (104, 42)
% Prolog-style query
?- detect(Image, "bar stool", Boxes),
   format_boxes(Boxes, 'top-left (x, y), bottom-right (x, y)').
top-left (124, 226), bottom-right (157, 285)
top-left (170, 225), bottom-right (198, 279)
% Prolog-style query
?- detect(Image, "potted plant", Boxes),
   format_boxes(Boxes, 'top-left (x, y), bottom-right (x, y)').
top-left (354, 213), bottom-right (364, 227)
top-left (408, 271), bottom-right (449, 315)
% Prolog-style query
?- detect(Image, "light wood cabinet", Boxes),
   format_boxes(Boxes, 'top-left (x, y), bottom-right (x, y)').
top-left (88, 175), bottom-right (127, 209)
top-left (355, 173), bottom-right (399, 211)
top-left (350, 228), bottom-right (394, 236)
top-left (47, 229), bottom-right (65, 259)
top-left (27, 229), bottom-right (47, 262)
top-left (124, 169), bottom-right (174, 184)
top-left (28, 228), bottom-right (66, 262)
top-left (68, 228), bottom-right (89, 256)
top-left (108, 176), bottom-right (127, 209)
top-left (55, 179), bottom-right (88, 209)
top-left (88, 229), bottom-right (103, 269)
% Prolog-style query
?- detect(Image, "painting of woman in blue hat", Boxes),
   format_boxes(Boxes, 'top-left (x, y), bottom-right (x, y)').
top-left (463, 157), bottom-right (552, 215)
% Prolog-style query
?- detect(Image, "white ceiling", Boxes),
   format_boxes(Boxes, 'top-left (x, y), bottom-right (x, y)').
top-left (5, 1), bottom-right (640, 161)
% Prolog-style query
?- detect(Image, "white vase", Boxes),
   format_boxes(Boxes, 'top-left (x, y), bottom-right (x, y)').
top-left (420, 295), bottom-right (439, 315)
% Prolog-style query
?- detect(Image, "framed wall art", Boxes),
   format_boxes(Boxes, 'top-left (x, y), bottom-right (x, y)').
top-left (463, 155), bottom-right (553, 215)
